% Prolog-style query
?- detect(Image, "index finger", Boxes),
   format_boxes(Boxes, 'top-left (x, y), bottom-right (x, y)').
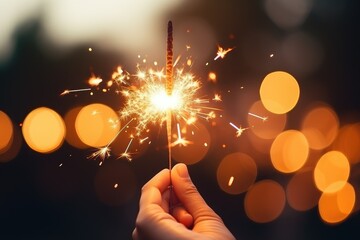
top-left (140, 168), bottom-right (171, 206)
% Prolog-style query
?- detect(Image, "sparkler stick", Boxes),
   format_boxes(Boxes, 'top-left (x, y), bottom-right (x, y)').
top-left (166, 21), bottom-right (174, 209)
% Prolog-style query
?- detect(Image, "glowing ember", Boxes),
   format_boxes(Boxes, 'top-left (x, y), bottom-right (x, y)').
top-left (229, 122), bottom-right (250, 137)
top-left (228, 176), bottom-right (235, 186)
top-left (214, 45), bottom-right (234, 60)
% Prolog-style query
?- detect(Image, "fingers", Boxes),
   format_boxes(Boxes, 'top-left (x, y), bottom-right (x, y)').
top-left (171, 163), bottom-right (221, 222)
top-left (171, 205), bottom-right (194, 228)
top-left (140, 168), bottom-right (170, 207)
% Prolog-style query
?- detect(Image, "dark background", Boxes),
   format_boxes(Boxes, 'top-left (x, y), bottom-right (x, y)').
top-left (1, 1), bottom-right (359, 239)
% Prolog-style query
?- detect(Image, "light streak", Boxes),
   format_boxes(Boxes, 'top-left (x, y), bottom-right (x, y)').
top-left (139, 136), bottom-right (149, 144)
top-left (228, 176), bottom-right (234, 186)
top-left (214, 45), bottom-right (234, 60)
top-left (60, 88), bottom-right (91, 96)
top-left (248, 112), bottom-right (268, 122)
top-left (173, 55), bottom-right (181, 68)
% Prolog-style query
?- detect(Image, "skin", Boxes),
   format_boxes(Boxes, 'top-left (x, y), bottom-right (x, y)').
top-left (133, 163), bottom-right (236, 240)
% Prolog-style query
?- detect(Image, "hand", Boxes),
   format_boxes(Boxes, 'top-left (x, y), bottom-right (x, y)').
top-left (132, 163), bottom-right (235, 240)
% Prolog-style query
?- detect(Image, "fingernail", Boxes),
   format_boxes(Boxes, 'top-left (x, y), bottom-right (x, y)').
top-left (176, 163), bottom-right (189, 178)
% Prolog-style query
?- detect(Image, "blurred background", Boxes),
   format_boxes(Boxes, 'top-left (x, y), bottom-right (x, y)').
top-left (1, 0), bottom-right (359, 239)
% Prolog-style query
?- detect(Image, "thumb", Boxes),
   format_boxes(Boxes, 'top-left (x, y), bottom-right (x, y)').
top-left (171, 163), bottom-right (220, 221)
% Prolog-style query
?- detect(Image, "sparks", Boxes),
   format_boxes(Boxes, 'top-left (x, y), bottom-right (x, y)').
top-left (213, 94), bottom-right (222, 102)
top-left (214, 45), bottom-right (234, 60)
top-left (87, 146), bottom-right (111, 160)
top-left (112, 66), bottom-right (130, 85)
top-left (229, 122), bottom-right (249, 137)
top-left (87, 119), bottom-right (134, 160)
top-left (119, 138), bottom-right (134, 161)
top-left (172, 123), bottom-right (192, 147)
top-left (88, 75), bottom-right (103, 86)
top-left (119, 68), bottom-right (213, 135)
top-left (248, 112), bottom-right (268, 122)
top-left (60, 88), bottom-right (91, 96)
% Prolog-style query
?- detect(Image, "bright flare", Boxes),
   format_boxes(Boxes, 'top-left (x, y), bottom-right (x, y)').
top-left (120, 68), bottom-right (212, 136)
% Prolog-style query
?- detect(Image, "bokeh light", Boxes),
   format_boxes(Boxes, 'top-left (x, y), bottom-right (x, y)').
top-left (172, 122), bottom-right (210, 165)
top-left (318, 182), bottom-right (355, 224)
top-left (0, 113), bottom-right (22, 163)
top-left (286, 168), bottom-right (321, 211)
top-left (244, 180), bottom-right (286, 223)
top-left (281, 32), bottom-right (323, 75)
top-left (248, 100), bottom-right (287, 139)
top-left (331, 123), bottom-right (360, 164)
top-left (264, 0), bottom-right (313, 30)
top-left (22, 107), bottom-right (66, 153)
top-left (314, 151), bottom-right (350, 193)
top-left (0, 111), bottom-right (13, 154)
top-left (216, 152), bottom-right (257, 195)
top-left (301, 104), bottom-right (339, 150)
top-left (260, 71), bottom-right (300, 114)
top-left (63, 106), bottom-right (88, 149)
top-left (75, 103), bottom-right (120, 148)
top-left (270, 130), bottom-right (309, 173)
top-left (0, 0), bottom-right (188, 63)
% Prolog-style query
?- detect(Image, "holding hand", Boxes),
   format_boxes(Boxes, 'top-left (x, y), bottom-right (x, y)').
top-left (133, 163), bottom-right (235, 240)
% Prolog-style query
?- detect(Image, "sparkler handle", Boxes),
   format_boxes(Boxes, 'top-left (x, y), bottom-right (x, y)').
top-left (167, 110), bottom-right (174, 213)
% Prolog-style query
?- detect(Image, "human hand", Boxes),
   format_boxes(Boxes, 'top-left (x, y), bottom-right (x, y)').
top-left (132, 163), bottom-right (235, 240)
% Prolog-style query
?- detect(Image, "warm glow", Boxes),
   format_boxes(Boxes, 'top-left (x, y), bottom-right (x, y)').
top-left (217, 152), bottom-right (257, 195)
top-left (63, 107), bottom-right (88, 149)
top-left (260, 71), bottom-right (300, 114)
top-left (208, 72), bottom-right (217, 82)
top-left (270, 130), bottom-right (309, 173)
top-left (0, 111), bottom-right (13, 153)
top-left (75, 103), bottom-right (120, 148)
top-left (119, 68), bottom-right (212, 136)
top-left (150, 90), bottom-right (183, 112)
top-left (248, 100), bottom-right (287, 139)
top-left (318, 182), bottom-right (355, 224)
top-left (286, 169), bottom-right (321, 211)
top-left (22, 107), bottom-right (66, 153)
top-left (314, 151), bottom-right (350, 193)
top-left (331, 123), bottom-right (360, 164)
top-left (301, 104), bottom-right (339, 150)
top-left (244, 180), bottom-right (286, 223)
top-left (88, 75), bottom-right (102, 86)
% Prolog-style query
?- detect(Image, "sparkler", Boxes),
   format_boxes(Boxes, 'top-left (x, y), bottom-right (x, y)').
top-left (62, 22), bottom-right (220, 187)
top-left (166, 21), bottom-right (174, 178)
